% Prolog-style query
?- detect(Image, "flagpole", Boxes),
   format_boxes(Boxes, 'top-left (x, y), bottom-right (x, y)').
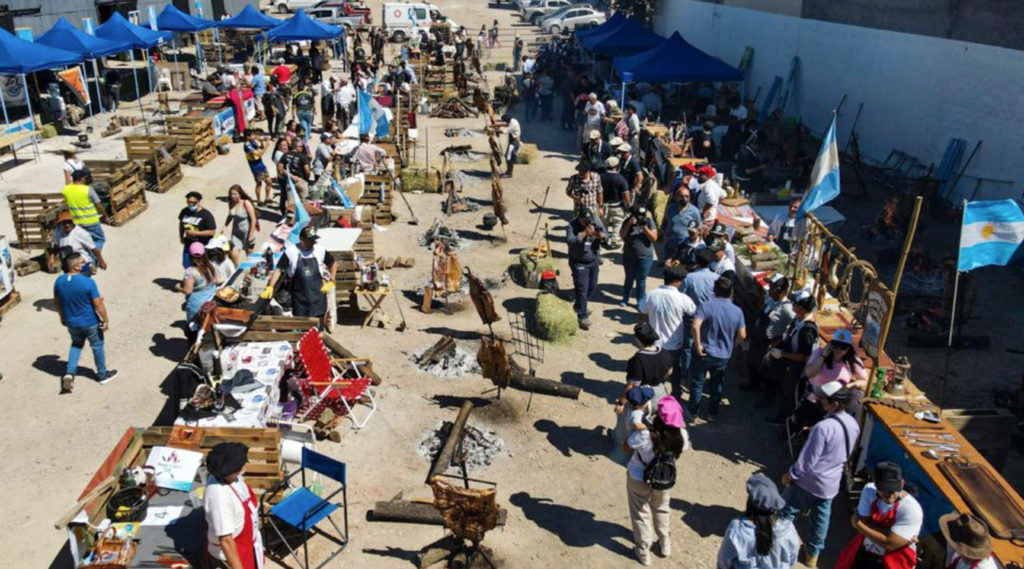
top-left (939, 199), bottom-right (967, 411)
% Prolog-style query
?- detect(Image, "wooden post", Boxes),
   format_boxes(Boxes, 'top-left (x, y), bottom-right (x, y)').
top-left (426, 400), bottom-right (474, 483)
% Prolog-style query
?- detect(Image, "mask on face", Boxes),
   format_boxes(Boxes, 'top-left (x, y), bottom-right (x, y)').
top-left (188, 205), bottom-right (198, 212)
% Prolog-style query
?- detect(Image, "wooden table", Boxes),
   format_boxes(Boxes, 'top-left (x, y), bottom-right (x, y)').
top-left (0, 130), bottom-right (37, 163)
top-left (861, 404), bottom-right (1024, 565)
top-left (355, 285), bottom-right (392, 328)
top-left (667, 156), bottom-right (702, 168)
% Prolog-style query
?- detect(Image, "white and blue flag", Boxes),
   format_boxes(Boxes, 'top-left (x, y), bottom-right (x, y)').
top-left (286, 167), bottom-right (311, 244)
top-left (958, 199), bottom-right (1024, 271)
top-left (797, 116), bottom-right (840, 218)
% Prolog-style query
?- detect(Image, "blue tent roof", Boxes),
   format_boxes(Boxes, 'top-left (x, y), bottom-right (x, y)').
top-left (95, 12), bottom-right (171, 49)
top-left (582, 17), bottom-right (662, 55)
top-left (575, 11), bottom-right (624, 40)
top-left (217, 4), bottom-right (282, 30)
top-left (0, 26), bottom-right (83, 74)
top-left (266, 9), bottom-right (342, 41)
top-left (37, 17), bottom-right (131, 59)
top-left (156, 4), bottom-right (217, 32)
top-left (614, 32), bottom-right (743, 84)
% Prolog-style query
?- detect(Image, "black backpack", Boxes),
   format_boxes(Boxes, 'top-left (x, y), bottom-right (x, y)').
top-left (641, 451), bottom-right (677, 490)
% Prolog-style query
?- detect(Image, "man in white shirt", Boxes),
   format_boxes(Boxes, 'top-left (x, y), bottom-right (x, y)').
top-left (349, 134), bottom-right (387, 173)
top-left (639, 265), bottom-right (696, 398)
top-left (582, 93), bottom-right (605, 147)
top-left (697, 166), bottom-right (727, 221)
top-left (626, 104), bottom-right (642, 151)
top-left (501, 113), bottom-right (521, 178)
top-left (729, 96), bottom-right (748, 121)
top-left (51, 211), bottom-right (107, 272)
top-left (848, 462), bottom-right (923, 567)
top-left (335, 80), bottom-right (356, 130)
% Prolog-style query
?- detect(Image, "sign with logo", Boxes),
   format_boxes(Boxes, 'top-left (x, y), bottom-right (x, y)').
top-left (58, 67), bottom-right (90, 106)
top-left (145, 446), bottom-right (203, 491)
top-left (1, 75), bottom-right (27, 106)
top-left (860, 279), bottom-right (893, 360)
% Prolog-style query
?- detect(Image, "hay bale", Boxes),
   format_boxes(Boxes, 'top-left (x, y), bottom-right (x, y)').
top-left (40, 124), bottom-right (58, 139)
top-left (401, 168), bottom-right (436, 193)
top-left (532, 293), bottom-right (578, 342)
top-left (509, 251), bottom-right (557, 287)
top-left (516, 143), bottom-right (538, 164)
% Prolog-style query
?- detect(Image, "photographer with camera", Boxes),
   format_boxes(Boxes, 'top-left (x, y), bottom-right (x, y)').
top-left (566, 162), bottom-right (603, 219)
top-left (619, 202), bottom-right (658, 307)
top-left (568, 208), bottom-right (608, 330)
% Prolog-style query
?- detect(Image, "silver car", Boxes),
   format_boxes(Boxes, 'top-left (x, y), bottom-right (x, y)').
top-left (521, 0), bottom-right (573, 25)
top-left (540, 6), bottom-right (606, 34)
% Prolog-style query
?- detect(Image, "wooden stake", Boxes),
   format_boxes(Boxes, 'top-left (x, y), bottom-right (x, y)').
top-left (426, 400), bottom-right (474, 483)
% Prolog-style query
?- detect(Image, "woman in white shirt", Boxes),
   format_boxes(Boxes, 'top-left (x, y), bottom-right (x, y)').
top-left (717, 473), bottom-right (800, 569)
top-left (61, 148), bottom-right (85, 185)
top-left (204, 442), bottom-right (264, 569)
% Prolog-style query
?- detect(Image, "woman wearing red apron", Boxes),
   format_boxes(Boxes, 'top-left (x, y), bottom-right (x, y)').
top-left (837, 462), bottom-right (922, 569)
top-left (204, 442), bottom-right (266, 569)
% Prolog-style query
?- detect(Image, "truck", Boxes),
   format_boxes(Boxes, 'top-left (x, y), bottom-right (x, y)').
top-left (307, 5), bottom-right (370, 31)
top-left (382, 2), bottom-right (458, 42)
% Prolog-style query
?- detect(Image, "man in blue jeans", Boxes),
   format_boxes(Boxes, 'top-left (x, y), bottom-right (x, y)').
top-left (53, 253), bottom-right (117, 393)
top-left (689, 277), bottom-right (745, 422)
top-left (566, 208), bottom-right (607, 330)
top-left (779, 381), bottom-right (859, 567)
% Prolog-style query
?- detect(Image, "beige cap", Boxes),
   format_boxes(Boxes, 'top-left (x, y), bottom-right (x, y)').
top-left (609, 136), bottom-right (624, 147)
top-left (617, 143), bottom-right (631, 153)
top-left (605, 156), bottom-right (620, 168)
top-left (588, 130), bottom-right (601, 140)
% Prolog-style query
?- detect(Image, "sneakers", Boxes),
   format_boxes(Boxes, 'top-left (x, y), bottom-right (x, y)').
top-left (656, 539), bottom-right (671, 557)
top-left (60, 374), bottom-right (75, 394)
top-left (800, 547), bottom-right (819, 568)
top-left (578, 318), bottom-right (591, 331)
top-left (98, 370), bottom-right (119, 385)
top-left (633, 546), bottom-right (651, 566)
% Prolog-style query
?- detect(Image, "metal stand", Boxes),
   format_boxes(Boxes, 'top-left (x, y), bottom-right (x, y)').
top-left (507, 310), bottom-right (545, 411)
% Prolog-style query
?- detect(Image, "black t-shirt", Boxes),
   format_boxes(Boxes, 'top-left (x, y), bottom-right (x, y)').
top-left (282, 151), bottom-right (310, 179)
top-left (621, 155), bottom-right (641, 189)
top-left (736, 145), bottom-right (763, 179)
top-left (624, 216), bottom-right (657, 258)
top-left (626, 348), bottom-right (673, 385)
top-left (179, 207), bottom-right (216, 247)
top-left (293, 91), bottom-right (315, 113)
top-left (693, 129), bottom-right (716, 159)
top-left (276, 249), bottom-right (335, 312)
top-left (600, 170), bottom-right (629, 204)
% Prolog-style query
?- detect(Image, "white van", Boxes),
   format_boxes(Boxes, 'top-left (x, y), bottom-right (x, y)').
top-left (382, 2), bottom-right (457, 42)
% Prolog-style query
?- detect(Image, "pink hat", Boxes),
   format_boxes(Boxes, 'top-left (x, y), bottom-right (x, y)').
top-left (188, 242), bottom-right (206, 257)
top-left (657, 395), bottom-right (684, 428)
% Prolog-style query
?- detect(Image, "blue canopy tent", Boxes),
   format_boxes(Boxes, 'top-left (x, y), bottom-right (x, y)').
top-left (96, 12), bottom-right (170, 134)
top-left (155, 4), bottom-right (217, 69)
top-left (216, 4), bottom-right (283, 65)
top-left (37, 18), bottom-right (131, 115)
top-left (575, 11), bottom-right (625, 40)
top-left (266, 10), bottom-right (343, 42)
top-left (613, 32), bottom-right (743, 83)
top-left (581, 17), bottom-right (662, 55)
top-left (0, 27), bottom-right (82, 154)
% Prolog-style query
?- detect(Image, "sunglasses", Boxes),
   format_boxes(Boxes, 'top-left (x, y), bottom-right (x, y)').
top-left (830, 341), bottom-right (851, 350)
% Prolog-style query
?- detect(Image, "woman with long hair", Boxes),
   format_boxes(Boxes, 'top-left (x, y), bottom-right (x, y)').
top-left (792, 328), bottom-right (868, 429)
top-left (717, 473), bottom-right (800, 568)
top-left (175, 242), bottom-right (222, 335)
top-left (624, 396), bottom-right (688, 565)
top-left (224, 184), bottom-right (258, 264)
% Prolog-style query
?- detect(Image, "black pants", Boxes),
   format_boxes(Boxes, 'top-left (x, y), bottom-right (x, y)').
top-left (336, 105), bottom-right (349, 130)
top-left (570, 259), bottom-right (600, 319)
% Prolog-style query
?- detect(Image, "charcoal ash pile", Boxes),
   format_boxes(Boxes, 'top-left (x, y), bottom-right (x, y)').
top-left (411, 337), bottom-right (480, 378)
top-left (417, 421), bottom-right (506, 472)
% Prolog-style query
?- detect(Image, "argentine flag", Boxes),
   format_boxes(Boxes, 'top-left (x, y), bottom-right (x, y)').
top-left (958, 199), bottom-right (1024, 271)
top-left (286, 167), bottom-right (311, 244)
top-left (796, 116), bottom-right (840, 218)
top-left (357, 88), bottom-right (374, 136)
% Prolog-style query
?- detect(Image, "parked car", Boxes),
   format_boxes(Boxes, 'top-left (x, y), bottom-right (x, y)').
top-left (307, 6), bottom-right (366, 31)
top-left (314, 0), bottom-right (372, 26)
top-left (521, 0), bottom-right (573, 25)
top-left (274, 0), bottom-right (321, 14)
top-left (540, 6), bottom-right (605, 34)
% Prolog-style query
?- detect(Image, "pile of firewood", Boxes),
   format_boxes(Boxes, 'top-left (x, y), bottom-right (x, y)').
top-left (431, 97), bottom-right (479, 119)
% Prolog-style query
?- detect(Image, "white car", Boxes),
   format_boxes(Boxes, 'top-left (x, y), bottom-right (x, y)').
top-left (540, 6), bottom-right (605, 34)
top-left (274, 0), bottom-right (321, 14)
top-left (521, 0), bottom-right (573, 25)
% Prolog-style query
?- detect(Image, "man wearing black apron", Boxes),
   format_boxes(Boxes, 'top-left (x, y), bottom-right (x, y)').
top-left (261, 226), bottom-right (337, 328)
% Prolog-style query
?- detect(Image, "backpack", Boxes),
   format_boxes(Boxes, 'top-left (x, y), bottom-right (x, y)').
top-left (641, 451), bottom-right (677, 490)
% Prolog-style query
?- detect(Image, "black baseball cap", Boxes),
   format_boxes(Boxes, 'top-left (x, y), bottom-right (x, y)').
top-left (299, 225), bottom-right (319, 242)
top-left (874, 461), bottom-right (903, 493)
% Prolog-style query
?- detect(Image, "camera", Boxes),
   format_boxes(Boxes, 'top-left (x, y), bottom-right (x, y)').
top-left (630, 204), bottom-right (648, 221)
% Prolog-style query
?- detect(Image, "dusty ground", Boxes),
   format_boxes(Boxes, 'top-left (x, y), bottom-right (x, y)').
top-left (0, 1), bottom-right (1021, 568)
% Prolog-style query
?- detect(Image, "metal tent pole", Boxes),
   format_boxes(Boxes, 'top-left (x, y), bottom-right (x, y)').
top-left (129, 50), bottom-right (151, 134)
top-left (92, 59), bottom-right (106, 114)
top-left (0, 81), bottom-right (10, 124)
top-left (20, 74), bottom-right (40, 158)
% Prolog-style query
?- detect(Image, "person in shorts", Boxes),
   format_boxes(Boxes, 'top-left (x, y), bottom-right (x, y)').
top-left (244, 129), bottom-right (270, 206)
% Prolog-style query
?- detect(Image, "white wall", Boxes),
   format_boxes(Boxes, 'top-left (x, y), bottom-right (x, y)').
top-left (656, 0), bottom-right (1024, 201)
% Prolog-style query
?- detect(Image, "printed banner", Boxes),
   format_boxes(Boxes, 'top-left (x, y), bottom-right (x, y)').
top-left (58, 67), bottom-right (90, 106)
top-left (0, 75), bottom-right (27, 106)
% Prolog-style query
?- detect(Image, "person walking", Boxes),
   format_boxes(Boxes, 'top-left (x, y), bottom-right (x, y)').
top-left (62, 168), bottom-right (108, 252)
top-left (224, 185), bottom-right (258, 265)
top-left (179, 192), bottom-right (217, 268)
top-left (779, 381), bottom-right (859, 568)
top-left (500, 113), bottom-right (521, 178)
top-left (263, 82), bottom-right (284, 136)
top-left (717, 473), bottom-right (800, 569)
top-left (243, 129), bottom-right (271, 206)
top-left (624, 396), bottom-right (688, 566)
top-left (60, 147), bottom-right (85, 185)
top-left (639, 265), bottom-right (696, 398)
top-left (620, 201), bottom-right (658, 307)
top-left (566, 162), bottom-right (602, 219)
top-left (613, 322), bottom-right (674, 450)
top-left (291, 79), bottom-right (316, 140)
top-left (689, 277), bottom-right (746, 422)
top-left (566, 208), bottom-right (606, 331)
top-left (54, 253), bottom-right (116, 393)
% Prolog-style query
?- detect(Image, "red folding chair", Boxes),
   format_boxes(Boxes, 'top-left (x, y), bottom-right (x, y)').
top-left (295, 328), bottom-right (377, 429)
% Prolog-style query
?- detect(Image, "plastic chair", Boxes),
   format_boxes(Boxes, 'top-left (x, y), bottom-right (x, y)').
top-left (262, 447), bottom-right (349, 569)
top-left (157, 68), bottom-right (173, 92)
top-left (294, 328), bottom-right (377, 428)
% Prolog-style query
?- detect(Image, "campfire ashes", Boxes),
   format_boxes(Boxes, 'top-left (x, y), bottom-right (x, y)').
top-left (417, 421), bottom-right (506, 472)
top-left (411, 342), bottom-right (480, 378)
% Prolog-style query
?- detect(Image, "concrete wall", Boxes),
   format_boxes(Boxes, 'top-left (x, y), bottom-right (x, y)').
top-left (5, 0), bottom-right (250, 37)
top-left (656, 0), bottom-right (1024, 201)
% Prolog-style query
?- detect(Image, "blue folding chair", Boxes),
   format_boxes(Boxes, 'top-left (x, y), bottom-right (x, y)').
top-left (262, 447), bottom-right (349, 569)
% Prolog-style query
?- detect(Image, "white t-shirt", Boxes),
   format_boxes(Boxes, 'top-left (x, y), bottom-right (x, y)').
top-left (626, 429), bottom-right (655, 481)
top-left (62, 158), bottom-right (85, 174)
top-left (205, 475), bottom-right (251, 560)
top-left (714, 256), bottom-right (736, 276)
top-left (584, 101), bottom-right (605, 127)
top-left (945, 544), bottom-right (998, 569)
top-left (639, 285), bottom-right (697, 351)
top-left (699, 179), bottom-right (727, 220)
top-left (856, 483), bottom-right (923, 556)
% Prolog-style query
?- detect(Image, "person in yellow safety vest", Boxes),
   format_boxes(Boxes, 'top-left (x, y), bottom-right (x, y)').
top-left (61, 169), bottom-right (108, 251)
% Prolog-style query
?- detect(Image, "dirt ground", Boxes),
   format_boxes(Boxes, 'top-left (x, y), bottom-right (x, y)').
top-left (0, 1), bottom-right (1021, 568)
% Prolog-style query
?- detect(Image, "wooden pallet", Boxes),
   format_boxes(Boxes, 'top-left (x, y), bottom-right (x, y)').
top-left (123, 135), bottom-right (184, 193)
top-left (7, 193), bottom-right (64, 249)
top-left (360, 175), bottom-right (394, 226)
top-left (166, 116), bottom-right (216, 167)
top-left (85, 160), bottom-right (147, 227)
top-left (141, 427), bottom-right (284, 491)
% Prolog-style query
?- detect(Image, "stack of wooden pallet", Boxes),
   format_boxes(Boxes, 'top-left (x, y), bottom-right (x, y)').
top-left (84, 160), bottom-right (148, 226)
top-left (360, 175), bottom-right (395, 226)
top-left (123, 135), bottom-right (183, 193)
top-left (7, 193), bottom-right (64, 250)
top-left (166, 115), bottom-right (216, 166)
